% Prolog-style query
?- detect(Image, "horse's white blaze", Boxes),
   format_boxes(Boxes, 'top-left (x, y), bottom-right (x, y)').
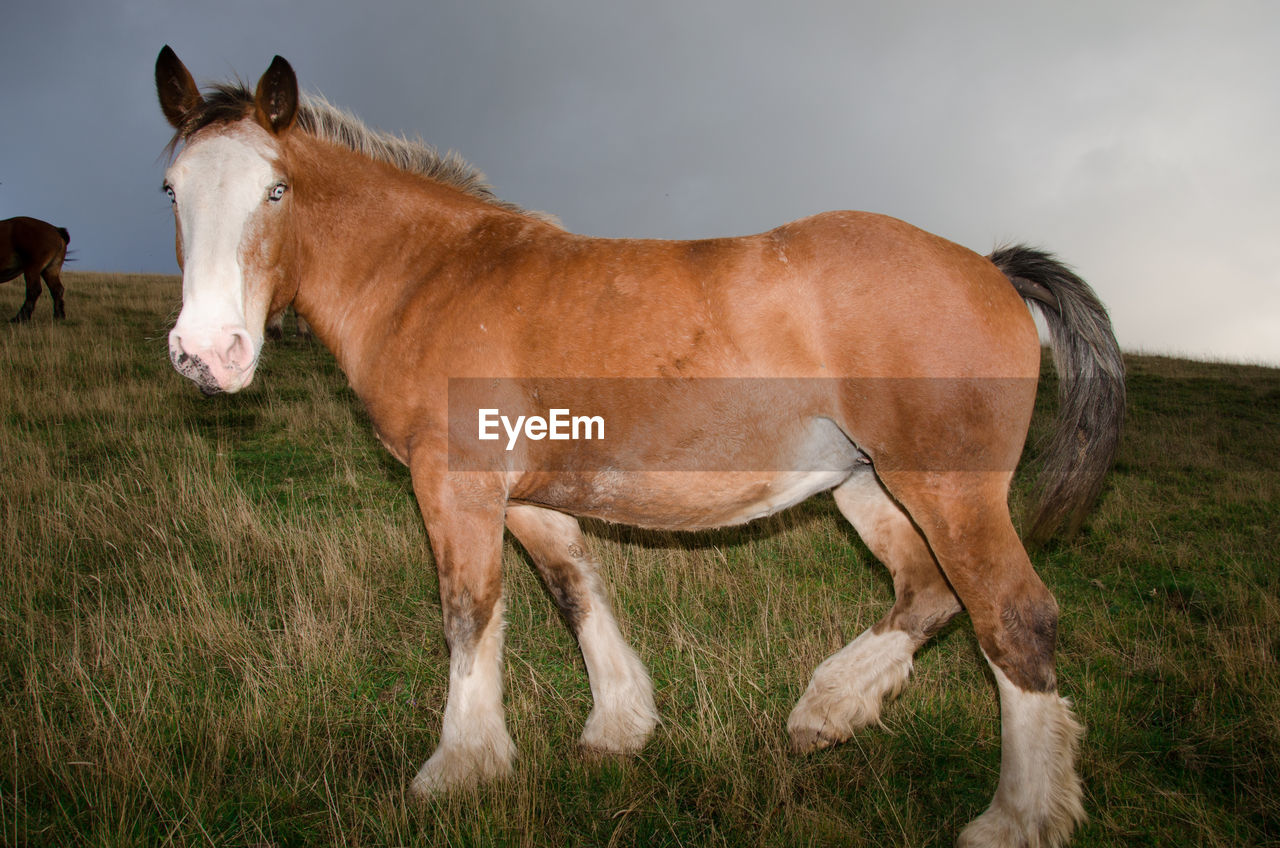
top-left (958, 659), bottom-right (1086, 848)
top-left (165, 124), bottom-right (281, 393)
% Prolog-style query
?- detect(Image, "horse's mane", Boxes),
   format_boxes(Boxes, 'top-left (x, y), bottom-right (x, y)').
top-left (167, 83), bottom-right (552, 222)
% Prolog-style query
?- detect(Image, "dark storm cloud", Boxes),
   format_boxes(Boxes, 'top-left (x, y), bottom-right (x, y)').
top-left (2, 1), bottom-right (1276, 362)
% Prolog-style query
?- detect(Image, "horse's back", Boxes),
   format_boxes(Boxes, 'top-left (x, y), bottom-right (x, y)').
top-left (410, 209), bottom-right (1039, 382)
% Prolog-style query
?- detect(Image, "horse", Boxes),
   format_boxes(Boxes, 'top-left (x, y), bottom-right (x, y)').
top-left (265, 306), bottom-right (310, 340)
top-left (155, 46), bottom-right (1125, 847)
top-left (1, 216), bottom-right (70, 322)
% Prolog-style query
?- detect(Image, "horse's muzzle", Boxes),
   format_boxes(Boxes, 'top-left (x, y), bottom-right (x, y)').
top-left (168, 325), bottom-right (258, 394)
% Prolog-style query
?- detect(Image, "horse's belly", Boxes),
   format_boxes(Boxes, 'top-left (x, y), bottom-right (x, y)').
top-left (511, 468), bottom-right (855, 530)
top-left (693, 468), bottom-right (856, 526)
top-left (508, 416), bottom-right (865, 530)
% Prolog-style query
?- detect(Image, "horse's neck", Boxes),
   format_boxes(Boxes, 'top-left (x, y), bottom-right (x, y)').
top-left (287, 150), bottom-right (501, 381)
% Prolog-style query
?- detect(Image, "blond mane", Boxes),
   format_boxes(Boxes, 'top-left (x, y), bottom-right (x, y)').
top-left (169, 83), bottom-right (554, 223)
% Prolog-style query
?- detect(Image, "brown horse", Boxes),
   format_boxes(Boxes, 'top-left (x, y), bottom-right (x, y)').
top-left (156, 47), bottom-right (1124, 847)
top-left (1, 216), bottom-right (69, 322)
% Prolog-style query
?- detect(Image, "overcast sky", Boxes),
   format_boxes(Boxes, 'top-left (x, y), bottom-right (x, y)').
top-left (2, 1), bottom-right (1276, 363)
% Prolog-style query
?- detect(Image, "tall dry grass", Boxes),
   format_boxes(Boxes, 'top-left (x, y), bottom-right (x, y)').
top-left (1, 272), bottom-right (1278, 846)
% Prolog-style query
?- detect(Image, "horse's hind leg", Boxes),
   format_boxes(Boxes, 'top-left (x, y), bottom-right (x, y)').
top-left (885, 470), bottom-right (1084, 848)
top-left (505, 505), bottom-right (659, 753)
top-left (42, 267), bottom-right (66, 320)
top-left (788, 469), bottom-right (962, 752)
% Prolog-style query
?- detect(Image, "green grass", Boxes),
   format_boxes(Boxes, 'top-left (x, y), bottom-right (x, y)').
top-left (2, 273), bottom-right (1278, 846)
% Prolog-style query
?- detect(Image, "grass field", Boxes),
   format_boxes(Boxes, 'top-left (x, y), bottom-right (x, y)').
top-left (2, 272), bottom-right (1278, 846)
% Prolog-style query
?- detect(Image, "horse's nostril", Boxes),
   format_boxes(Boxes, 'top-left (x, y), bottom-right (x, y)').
top-left (223, 329), bottom-right (255, 369)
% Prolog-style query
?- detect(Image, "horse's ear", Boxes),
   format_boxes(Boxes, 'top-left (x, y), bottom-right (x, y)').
top-left (254, 56), bottom-right (298, 135)
top-left (155, 45), bottom-right (203, 129)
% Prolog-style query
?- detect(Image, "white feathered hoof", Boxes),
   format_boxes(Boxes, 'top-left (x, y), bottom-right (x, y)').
top-left (408, 733), bottom-right (516, 797)
top-left (579, 692), bottom-right (659, 755)
top-left (787, 628), bottom-right (915, 753)
top-left (957, 667), bottom-right (1086, 847)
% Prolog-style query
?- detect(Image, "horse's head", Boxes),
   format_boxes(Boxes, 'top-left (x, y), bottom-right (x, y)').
top-left (155, 46), bottom-right (299, 394)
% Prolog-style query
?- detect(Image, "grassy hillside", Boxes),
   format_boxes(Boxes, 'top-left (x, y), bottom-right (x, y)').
top-left (2, 272), bottom-right (1277, 846)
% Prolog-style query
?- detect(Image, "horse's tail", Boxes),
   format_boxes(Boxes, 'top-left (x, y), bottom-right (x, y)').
top-left (57, 227), bottom-right (70, 245)
top-left (989, 245), bottom-right (1126, 545)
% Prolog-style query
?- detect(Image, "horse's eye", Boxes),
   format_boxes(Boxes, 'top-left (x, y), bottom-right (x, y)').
top-left (268, 183), bottom-right (287, 202)
top-left (164, 184), bottom-right (176, 205)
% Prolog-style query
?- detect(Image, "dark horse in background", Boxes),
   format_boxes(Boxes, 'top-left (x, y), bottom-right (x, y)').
top-left (1, 216), bottom-right (70, 322)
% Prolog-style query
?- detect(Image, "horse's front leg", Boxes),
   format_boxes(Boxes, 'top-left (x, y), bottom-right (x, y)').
top-left (9, 267), bottom-right (41, 323)
top-left (409, 472), bottom-right (515, 796)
